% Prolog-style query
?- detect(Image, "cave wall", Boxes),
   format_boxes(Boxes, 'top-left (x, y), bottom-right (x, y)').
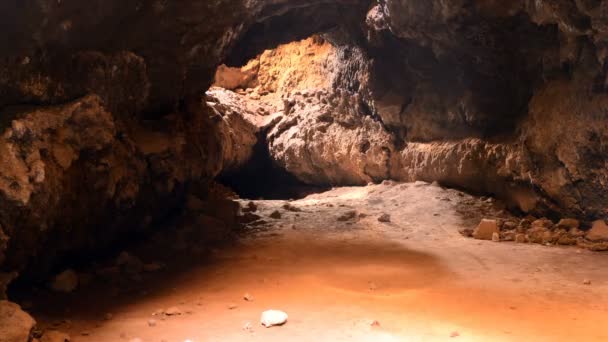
top-left (0, 0), bottom-right (608, 289)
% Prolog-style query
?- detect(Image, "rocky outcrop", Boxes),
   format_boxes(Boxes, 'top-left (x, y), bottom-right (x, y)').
top-left (0, 93), bottom-right (257, 286)
top-left (0, 300), bottom-right (35, 342)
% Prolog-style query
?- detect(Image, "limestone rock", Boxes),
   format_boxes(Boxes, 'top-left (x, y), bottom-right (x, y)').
top-left (586, 220), bottom-right (608, 242)
top-left (0, 300), bottom-right (36, 342)
top-left (473, 219), bottom-right (499, 241)
top-left (260, 310), bottom-right (288, 328)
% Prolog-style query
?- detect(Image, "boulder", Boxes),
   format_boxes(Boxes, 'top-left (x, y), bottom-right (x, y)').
top-left (473, 219), bottom-right (499, 240)
top-left (586, 220), bottom-right (608, 242)
top-left (0, 300), bottom-right (35, 342)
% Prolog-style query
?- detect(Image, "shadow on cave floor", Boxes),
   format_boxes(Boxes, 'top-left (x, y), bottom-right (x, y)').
top-left (217, 134), bottom-right (330, 200)
top-left (11, 182), bottom-right (608, 341)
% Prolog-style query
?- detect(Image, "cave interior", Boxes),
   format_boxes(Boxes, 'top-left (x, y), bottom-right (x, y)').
top-left (1, 1), bottom-right (608, 341)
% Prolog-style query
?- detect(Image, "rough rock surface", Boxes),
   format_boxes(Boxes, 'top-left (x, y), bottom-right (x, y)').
top-left (0, 300), bottom-right (35, 342)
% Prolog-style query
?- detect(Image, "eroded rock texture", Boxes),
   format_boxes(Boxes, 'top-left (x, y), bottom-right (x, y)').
top-left (1, 0), bottom-right (608, 289)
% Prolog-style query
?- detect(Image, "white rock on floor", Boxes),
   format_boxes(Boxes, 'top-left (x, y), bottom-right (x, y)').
top-left (260, 310), bottom-right (288, 328)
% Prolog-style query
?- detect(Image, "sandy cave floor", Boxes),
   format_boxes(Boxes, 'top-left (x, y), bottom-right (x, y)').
top-left (22, 182), bottom-right (608, 341)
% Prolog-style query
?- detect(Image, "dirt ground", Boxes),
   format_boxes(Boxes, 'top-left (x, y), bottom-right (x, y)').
top-left (25, 182), bottom-right (608, 341)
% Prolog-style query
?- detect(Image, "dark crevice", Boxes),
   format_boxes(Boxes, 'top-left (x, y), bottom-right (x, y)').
top-left (217, 131), bottom-right (329, 200)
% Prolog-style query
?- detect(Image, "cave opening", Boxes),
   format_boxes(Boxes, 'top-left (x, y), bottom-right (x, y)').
top-left (208, 35), bottom-right (348, 199)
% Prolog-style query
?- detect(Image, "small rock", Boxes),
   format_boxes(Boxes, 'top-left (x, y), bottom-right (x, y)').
top-left (377, 213), bottom-right (391, 223)
top-left (337, 210), bottom-right (358, 222)
top-left (473, 219), bottom-right (499, 240)
top-left (269, 210), bottom-right (282, 219)
top-left (586, 220), bottom-right (608, 242)
top-left (450, 331), bottom-right (460, 338)
top-left (243, 293), bottom-right (254, 301)
top-left (260, 310), bottom-right (288, 328)
top-left (370, 320), bottom-right (381, 327)
top-left (458, 227), bottom-right (474, 237)
top-left (164, 307), bottom-right (182, 316)
top-left (502, 221), bottom-right (518, 230)
top-left (243, 322), bottom-right (253, 332)
top-left (41, 330), bottom-right (71, 342)
top-left (531, 218), bottom-right (554, 229)
top-left (491, 232), bottom-right (500, 242)
top-left (228, 303), bottom-right (238, 310)
top-left (147, 319), bottom-right (157, 327)
top-left (243, 201), bottom-right (258, 213)
top-left (515, 233), bottom-right (526, 243)
top-left (50, 269), bottom-right (79, 293)
top-left (282, 203), bottom-right (301, 212)
top-left (583, 279), bottom-right (592, 285)
top-left (557, 218), bottom-right (579, 229)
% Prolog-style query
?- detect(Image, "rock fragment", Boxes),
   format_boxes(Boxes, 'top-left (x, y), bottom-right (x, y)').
top-left (260, 310), bottom-right (288, 328)
top-left (50, 269), bottom-right (79, 293)
top-left (557, 218), bottom-right (579, 229)
top-left (282, 203), bottom-right (301, 212)
top-left (586, 220), bottom-right (608, 242)
top-left (473, 219), bottom-right (499, 240)
top-left (164, 307), bottom-right (182, 316)
top-left (269, 210), bottom-right (282, 219)
top-left (337, 210), bottom-right (358, 221)
top-left (377, 213), bottom-right (391, 223)
top-left (40, 330), bottom-right (71, 342)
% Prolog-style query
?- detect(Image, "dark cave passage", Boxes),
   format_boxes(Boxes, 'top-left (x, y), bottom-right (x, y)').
top-left (217, 133), bottom-right (330, 200)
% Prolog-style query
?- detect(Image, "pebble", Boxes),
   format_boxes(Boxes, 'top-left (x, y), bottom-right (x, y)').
top-left (228, 303), bottom-right (238, 310)
top-left (450, 331), bottom-right (460, 338)
top-left (164, 307), bottom-right (182, 316)
top-left (260, 310), bottom-right (288, 328)
top-left (491, 232), bottom-right (500, 242)
top-left (243, 321), bottom-right (253, 332)
top-left (583, 279), bottom-right (592, 285)
top-left (377, 214), bottom-right (391, 223)
top-left (148, 319), bottom-right (157, 327)
top-left (243, 293), bottom-right (254, 301)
